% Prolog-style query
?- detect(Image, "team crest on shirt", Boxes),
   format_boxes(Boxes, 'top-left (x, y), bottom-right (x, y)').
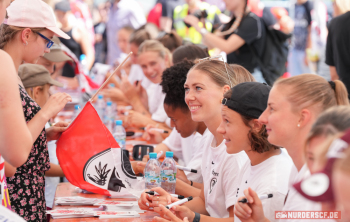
top-left (209, 178), bottom-right (217, 194)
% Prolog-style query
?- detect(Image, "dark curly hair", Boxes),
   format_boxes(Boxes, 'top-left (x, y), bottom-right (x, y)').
top-left (223, 89), bottom-right (279, 153)
top-left (161, 60), bottom-right (195, 111)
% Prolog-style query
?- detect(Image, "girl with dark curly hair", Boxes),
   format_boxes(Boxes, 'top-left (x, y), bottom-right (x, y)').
top-left (217, 82), bottom-right (294, 222)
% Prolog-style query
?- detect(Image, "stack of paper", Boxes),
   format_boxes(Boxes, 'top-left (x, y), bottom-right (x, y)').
top-left (94, 200), bottom-right (146, 213)
top-left (55, 197), bottom-right (102, 206)
top-left (47, 208), bottom-right (140, 219)
top-left (47, 208), bottom-right (95, 219)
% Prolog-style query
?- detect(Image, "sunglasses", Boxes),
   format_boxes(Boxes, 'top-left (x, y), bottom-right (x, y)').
top-left (35, 32), bottom-right (54, 49)
top-left (197, 55), bottom-right (233, 87)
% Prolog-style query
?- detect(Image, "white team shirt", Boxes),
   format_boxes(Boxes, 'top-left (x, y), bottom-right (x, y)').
top-left (146, 83), bottom-right (170, 125)
top-left (163, 129), bottom-right (210, 183)
top-left (201, 133), bottom-right (248, 218)
top-left (282, 164), bottom-right (335, 222)
top-left (233, 148), bottom-right (294, 222)
top-left (128, 64), bottom-right (152, 89)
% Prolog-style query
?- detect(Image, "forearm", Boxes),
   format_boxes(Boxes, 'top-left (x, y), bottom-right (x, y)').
top-left (130, 98), bottom-right (151, 117)
top-left (45, 163), bottom-right (65, 177)
top-left (5, 162), bottom-right (17, 177)
top-left (184, 196), bottom-right (208, 215)
top-left (175, 179), bottom-right (201, 197)
top-left (27, 110), bottom-right (49, 143)
top-left (154, 143), bottom-right (171, 157)
top-left (329, 66), bottom-right (339, 80)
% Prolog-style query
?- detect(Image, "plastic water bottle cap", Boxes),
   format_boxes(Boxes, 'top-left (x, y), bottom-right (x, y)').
top-left (98, 94), bottom-right (103, 99)
top-left (109, 83), bottom-right (115, 88)
top-left (149, 153), bottom-right (157, 159)
top-left (115, 120), bottom-right (123, 125)
top-left (74, 105), bottom-right (80, 110)
top-left (165, 151), bottom-right (173, 158)
top-left (106, 101), bottom-right (112, 106)
top-left (80, 54), bottom-right (86, 61)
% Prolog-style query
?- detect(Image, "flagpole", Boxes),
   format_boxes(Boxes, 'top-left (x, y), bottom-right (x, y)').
top-left (89, 52), bottom-right (133, 102)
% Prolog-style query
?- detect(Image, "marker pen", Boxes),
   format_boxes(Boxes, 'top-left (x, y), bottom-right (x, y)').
top-left (157, 151), bottom-right (163, 159)
top-left (149, 128), bottom-right (169, 133)
top-left (165, 196), bottom-right (193, 209)
top-left (238, 194), bottom-right (273, 203)
top-left (145, 191), bottom-right (185, 199)
top-left (176, 165), bottom-right (197, 173)
top-left (140, 127), bottom-right (169, 134)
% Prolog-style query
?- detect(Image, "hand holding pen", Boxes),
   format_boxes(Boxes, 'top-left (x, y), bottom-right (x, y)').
top-left (138, 187), bottom-right (177, 211)
top-left (234, 188), bottom-right (268, 222)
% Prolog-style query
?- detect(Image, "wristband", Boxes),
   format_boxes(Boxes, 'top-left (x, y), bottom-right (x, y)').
top-left (200, 28), bottom-right (208, 36)
top-left (190, 180), bottom-right (193, 186)
top-left (193, 212), bottom-right (200, 222)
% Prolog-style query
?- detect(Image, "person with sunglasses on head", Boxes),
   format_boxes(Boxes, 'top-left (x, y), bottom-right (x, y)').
top-left (140, 58), bottom-right (255, 222)
top-left (0, 0), bottom-right (72, 220)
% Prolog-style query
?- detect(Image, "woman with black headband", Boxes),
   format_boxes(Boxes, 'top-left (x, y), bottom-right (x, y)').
top-left (216, 82), bottom-right (294, 222)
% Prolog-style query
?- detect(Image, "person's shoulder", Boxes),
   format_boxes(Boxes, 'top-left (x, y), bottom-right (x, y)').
top-left (0, 50), bottom-right (15, 72)
top-left (242, 12), bottom-right (261, 25)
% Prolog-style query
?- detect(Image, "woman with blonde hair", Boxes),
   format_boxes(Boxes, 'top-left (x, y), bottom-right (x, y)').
top-left (234, 74), bottom-right (348, 222)
top-left (0, 0), bottom-right (72, 220)
top-left (139, 58), bottom-right (255, 222)
top-left (333, 0), bottom-right (350, 17)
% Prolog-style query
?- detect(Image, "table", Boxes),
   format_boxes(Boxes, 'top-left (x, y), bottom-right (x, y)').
top-left (50, 183), bottom-right (159, 221)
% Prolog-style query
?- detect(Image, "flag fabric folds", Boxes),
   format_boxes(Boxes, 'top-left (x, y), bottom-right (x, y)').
top-left (56, 101), bottom-right (142, 196)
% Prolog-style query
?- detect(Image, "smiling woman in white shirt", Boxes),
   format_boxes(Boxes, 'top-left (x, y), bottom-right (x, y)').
top-left (234, 74), bottom-right (349, 222)
top-left (218, 82), bottom-right (294, 222)
top-left (140, 60), bottom-right (255, 222)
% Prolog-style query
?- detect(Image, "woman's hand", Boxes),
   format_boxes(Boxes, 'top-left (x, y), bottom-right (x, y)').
top-left (120, 76), bottom-right (139, 102)
top-left (41, 93), bottom-right (72, 120)
top-left (154, 204), bottom-right (191, 222)
top-left (127, 111), bottom-right (152, 128)
top-left (234, 187), bottom-right (268, 222)
top-left (130, 161), bottom-right (146, 175)
top-left (184, 15), bottom-right (200, 31)
top-left (46, 121), bottom-right (69, 141)
top-left (138, 187), bottom-right (174, 211)
top-left (142, 124), bottom-right (164, 144)
top-left (100, 87), bottom-right (127, 102)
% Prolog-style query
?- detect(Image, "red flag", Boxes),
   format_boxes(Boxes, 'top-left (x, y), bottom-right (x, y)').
top-left (56, 102), bottom-right (138, 196)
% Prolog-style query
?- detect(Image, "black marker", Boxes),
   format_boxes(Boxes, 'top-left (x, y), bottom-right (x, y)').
top-left (238, 194), bottom-right (273, 203)
top-left (176, 165), bottom-right (197, 173)
top-left (145, 191), bottom-right (185, 199)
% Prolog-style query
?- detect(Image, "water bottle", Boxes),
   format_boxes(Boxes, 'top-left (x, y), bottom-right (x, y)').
top-left (145, 152), bottom-right (161, 189)
top-left (95, 94), bottom-right (105, 120)
top-left (104, 101), bottom-right (115, 132)
top-left (80, 54), bottom-right (89, 75)
top-left (72, 105), bottom-right (80, 120)
top-left (160, 151), bottom-right (177, 194)
top-left (113, 120), bottom-right (126, 150)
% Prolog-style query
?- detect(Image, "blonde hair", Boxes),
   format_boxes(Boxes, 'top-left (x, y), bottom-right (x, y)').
top-left (138, 40), bottom-right (172, 66)
top-left (0, 24), bottom-right (46, 50)
top-left (229, 64), bottom-right (256, 82)
top-left (190, 59), bottom-right (255, 88)
top-left (334, 0), bottom-right (350, 15)
top-left (275, 74), bottom-right (349, 113)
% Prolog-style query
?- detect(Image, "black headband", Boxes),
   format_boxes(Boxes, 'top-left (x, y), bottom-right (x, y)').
top-left (328, 81), bottom-right (336, 91)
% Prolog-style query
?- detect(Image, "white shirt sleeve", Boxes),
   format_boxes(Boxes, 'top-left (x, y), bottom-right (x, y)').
top-left (162, 129), bottom-right (183, 161)
top-left (223, 152), bottom-right (247, 210)
top-left (184, 133), bottom-right (205, 183)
